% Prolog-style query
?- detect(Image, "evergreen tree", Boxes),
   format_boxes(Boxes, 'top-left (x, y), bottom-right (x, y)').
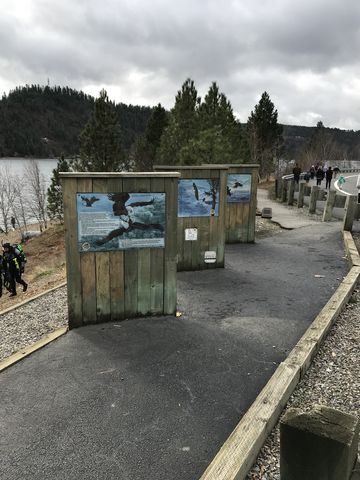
top-left (157, 79), bottom-right (200, 165)
top-left (133, 103), bottom-right (169, 171)
top-left (198, 82), bottom-right (244, 163)
top-left (74, 89), bottom-right (125, 171)
top-left (47, 155), bottom-right (70, 222)
top-left (246, 91), bottom-right (283, 178)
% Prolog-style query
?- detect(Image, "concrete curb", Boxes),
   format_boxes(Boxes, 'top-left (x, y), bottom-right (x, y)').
top-left (0, 326), bottom-right (68, 372)
top-left (0, 281), bottom-right (67, 317)
top-left (200, 243), bottom-right (360, 479)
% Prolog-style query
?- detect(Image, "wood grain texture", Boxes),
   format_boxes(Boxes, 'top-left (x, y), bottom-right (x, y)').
top-left (61, 172), bottom-right (179, 324)
top-left (62, 177), bottom-right (82, 328)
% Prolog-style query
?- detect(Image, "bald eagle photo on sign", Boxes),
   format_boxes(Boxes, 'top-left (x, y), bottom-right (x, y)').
top-left (178, 179), bottom-right (220, 217)
top-left (76, 192), bottom-right (166, 252)
top-left (226, 174), bottom-right (251, 203)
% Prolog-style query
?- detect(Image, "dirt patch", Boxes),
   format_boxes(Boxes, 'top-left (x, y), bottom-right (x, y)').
top-left (0, 224), bottom-right (66, 312)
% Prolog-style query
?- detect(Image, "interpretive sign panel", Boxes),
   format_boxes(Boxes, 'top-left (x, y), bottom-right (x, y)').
top-left (226, 174), bottom-right (251, 203)
top-left (76, 192), bottom-right (165, 252)
top-left (178, 179), bottom-right (220, 217)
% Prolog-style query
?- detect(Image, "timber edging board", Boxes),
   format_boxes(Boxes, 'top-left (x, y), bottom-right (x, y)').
top-left (0, 281), bottom-right (67, 317)
top-left (0, 327), bottom-right (68, 372)
top-left (200, 264), bottom-right (360, 480)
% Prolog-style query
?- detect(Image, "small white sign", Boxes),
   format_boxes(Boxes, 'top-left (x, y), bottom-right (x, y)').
top-left (204, 251), bottom-right (217, 263)
top-left (185, 228), bottom-right (198, 241)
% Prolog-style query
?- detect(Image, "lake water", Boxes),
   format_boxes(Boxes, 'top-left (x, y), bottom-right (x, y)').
top-left (0, 157), bottom-right (59, 186)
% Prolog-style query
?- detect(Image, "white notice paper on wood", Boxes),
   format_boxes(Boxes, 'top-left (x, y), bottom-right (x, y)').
top-left (204, 251), bottom-right (216, 263)
top-left (185, 228), bottom-right (198, 241)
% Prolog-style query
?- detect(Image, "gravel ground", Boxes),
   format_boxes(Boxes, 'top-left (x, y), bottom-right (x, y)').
top-left (0, 287), bottom-right (68, 362)
top-left (247, 285), bottom-right (360, 479)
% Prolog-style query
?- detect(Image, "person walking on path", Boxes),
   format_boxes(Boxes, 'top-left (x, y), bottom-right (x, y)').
top-left (325, 166), bottom-right (333, 189)
top-left (316, 166), bottom-right (324, 186)
top-left (309, 165), bottom-right (315, 179)
top-left (2, 243), bottom-right (28, 297)
top-left (292, 163), bottom-right (301, 184)
top-left (338, 174), bottom-right (346, 190)
top-left (333, 166), bottom-right (340, 179)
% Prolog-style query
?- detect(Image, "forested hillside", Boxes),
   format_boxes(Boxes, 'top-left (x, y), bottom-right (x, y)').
top-left (282, 124), bottom-right (360, 159)
top-left (1, 84), bottom-right (360, 160)
top-left (0, 85), bottom-right (152, 157)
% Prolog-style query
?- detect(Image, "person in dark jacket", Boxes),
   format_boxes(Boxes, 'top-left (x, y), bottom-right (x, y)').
top-left (325, 166), bottom-right (333, 189)
top-left (292, 163), bottom-right (302, 184)
top-left (2, 243), bottom-right (28, 297)
top-left (0, 254), bottom-right (3, 298)
top-left (316, 167), bottom-right (324, 186)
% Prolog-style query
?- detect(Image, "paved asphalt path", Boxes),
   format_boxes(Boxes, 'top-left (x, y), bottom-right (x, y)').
top-left (0, 223), bottom-right (348, 480)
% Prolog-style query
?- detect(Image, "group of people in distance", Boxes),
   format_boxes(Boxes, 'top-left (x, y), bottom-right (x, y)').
top-left (292, 163), bottom-right (342, 190)
top-left (0, 242), bottom-right (28, 299)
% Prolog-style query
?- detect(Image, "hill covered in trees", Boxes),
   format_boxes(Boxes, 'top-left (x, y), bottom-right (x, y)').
top-left (1, 84), bottom-right (360, 161)
top-left (0, 85), bottom-right (152, 157)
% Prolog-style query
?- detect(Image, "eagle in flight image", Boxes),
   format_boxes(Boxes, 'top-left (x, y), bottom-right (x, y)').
top-left (81, 195), bottom-right (100, 207)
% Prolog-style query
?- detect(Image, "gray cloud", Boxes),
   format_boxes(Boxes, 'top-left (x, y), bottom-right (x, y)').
top-left (1, 0), bottom-right (360, 128)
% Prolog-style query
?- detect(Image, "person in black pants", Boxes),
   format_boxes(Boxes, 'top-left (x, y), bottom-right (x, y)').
top-left (325, 166), bottom-right (333, 189)
top-left (292, 163), bottom-right (301, 184)
top-left (2, 243), bottom-right (28, 297)
top-left (316, 167), bottom-right (324, 186)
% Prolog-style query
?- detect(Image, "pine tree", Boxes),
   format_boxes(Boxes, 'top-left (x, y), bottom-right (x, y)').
top-left (198, 82), bottom-right (244, 163)
top-left (157, 79), bottom-right (200, 165)
top-left (246, 91), bottom-right (283, 178)
top-left (47, 155), bottom-right (70, 222)
top-left (133, 104), bottom-right (169, 171)
top-left (75, 89), bottom-right (124, 171)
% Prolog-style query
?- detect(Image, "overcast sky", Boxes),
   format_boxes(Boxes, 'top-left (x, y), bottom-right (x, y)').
top-left (1, 0), bottom-right (360, 130)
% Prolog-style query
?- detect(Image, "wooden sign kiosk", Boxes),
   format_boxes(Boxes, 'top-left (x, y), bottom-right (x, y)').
top-left (154, 165), bottom-right (227, 271)
top-left (61, 172), bottom-right (179, 328)
top-left (223, 164), bottom-right (259, 243)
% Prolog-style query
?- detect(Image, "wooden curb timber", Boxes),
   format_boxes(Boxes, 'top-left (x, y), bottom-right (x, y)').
top-left (0, 281), bottom-right (67, 317)
top-left (0, 326), bottom-right (68, 372)
top-left (343, 231), bottom-right (360, 267)
top-left (200, 266), bottom-right (360, 480)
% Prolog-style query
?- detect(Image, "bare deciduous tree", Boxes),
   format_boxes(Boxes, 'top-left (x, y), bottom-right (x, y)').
top-left (24, 160), bottom-right (48, 231)
top-left (0, 165), bottom-right (17, 233)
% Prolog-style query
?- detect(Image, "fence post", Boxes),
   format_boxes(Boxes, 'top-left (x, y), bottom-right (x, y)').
top-left (343, 195), bottom-right (358, 231)
top-left (282, 180), bottom-right (288, 203)
top-left (309, 185), bottom-right (320, 214)
top-left (288, 180), bottom-right (295, 205)
top-left (280, 405), bottom-right (360, 480)
top-left (322, 190), bottom-right (336, 221)
top-left (297, 182), bottom-right (305, 208)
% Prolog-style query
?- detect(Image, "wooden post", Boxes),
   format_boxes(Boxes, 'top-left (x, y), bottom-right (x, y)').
top-left (343, 195), bottom-right (358, 232)
top-left (281, 180), bottom-right (288, 203)
top-left (280, 405), bottom-right (360, 480)
top-left (287, 180), bottom-right (295, 205)
top-left (297, 182), bottom-right (305, 208)
top-left (322, 189), bottom-right (336, 222)
top-left (309, 185), bottom-right (320, 214)
top-left (278, 178), bottom-right (284, 200)
top-left (61, 172), bottom-right (179, 326)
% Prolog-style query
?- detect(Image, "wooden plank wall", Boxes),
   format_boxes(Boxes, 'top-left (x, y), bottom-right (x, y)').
top-left (154, 166), bottom-right (227, 271)
top-left (225, 165), bottom-right (259, 243)
top-left (61, 174), bottom-right (178, 328)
